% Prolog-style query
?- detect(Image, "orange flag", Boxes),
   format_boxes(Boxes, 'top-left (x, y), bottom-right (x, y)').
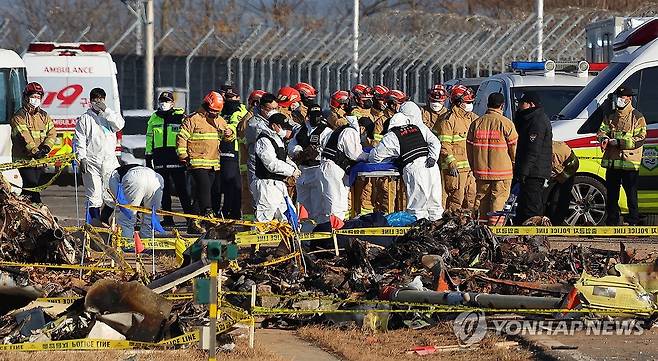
top-left (133, 231), bottom-right (145, 254)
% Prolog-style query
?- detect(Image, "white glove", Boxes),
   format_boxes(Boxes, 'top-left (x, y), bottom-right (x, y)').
top-left (293, 169), bottom-right (302, 178)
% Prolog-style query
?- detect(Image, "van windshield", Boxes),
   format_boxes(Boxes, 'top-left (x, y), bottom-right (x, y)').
top-left (0, 68), bottom-right (26, 124)
top-left (556, 62), bottom-right (627, 120)
top-left (512, 86), bottom-right (584, 120)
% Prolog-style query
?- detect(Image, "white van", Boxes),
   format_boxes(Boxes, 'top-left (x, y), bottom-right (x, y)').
top-left (22, 42), bottom-right (122, 165)
top-left (553, 18), bottom-right (658, 224)
top-left (0, 49), bottom-right (27, 190)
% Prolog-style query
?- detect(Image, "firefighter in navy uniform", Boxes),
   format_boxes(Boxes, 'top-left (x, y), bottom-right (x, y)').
top-left (288, 104), bottom-right (332, 222)
top-left (215, 84), bottom-right (248, 219)
top-left (145, 91), bottom-right (196, 229)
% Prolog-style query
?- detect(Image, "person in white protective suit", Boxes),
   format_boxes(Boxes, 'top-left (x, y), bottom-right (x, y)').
top-left (287, 104), bottom-right (332, 222)
top-left (319, 114), bottom-right (369, 222)
top-left (253, 113), bottom-right (301, 222)
top-left (107, 165), bottom-right (164, 238)
top-left (370, 102), bottom-right (444, 220)
top-left (74, 87), bottom-right (125, 225)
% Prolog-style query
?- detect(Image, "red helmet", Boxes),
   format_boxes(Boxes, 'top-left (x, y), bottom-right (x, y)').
top-left (450, 84), bottom-right (475, 104)
top-left (276, 86), bottom-right (301, 107)
top-left (248, 89), bottom-right (266, 107)
top-left (330, 90), bottom-right (350, 108)
top-left (293, 82), bottom-right (317, 100)
top-left (372, 85), bottom-right (390, 100)
top-left (428, 84), bottom-right (448, 102)
top-left (385, 89), bottom-right (408, 105)
top-left (203, 91), bottom-right (224, 112)
top-left (24, 82), bottom-right (44, 97)
top-left (351, 84), bottom-right (373, 99)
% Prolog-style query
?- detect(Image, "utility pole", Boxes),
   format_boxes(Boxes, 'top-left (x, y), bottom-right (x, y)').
top-left (351, 0), bottom-right (359, 86)
top-left (536, 0), bottom-right (543, 61)
top-left (145, 0), bottom-right (154, 110)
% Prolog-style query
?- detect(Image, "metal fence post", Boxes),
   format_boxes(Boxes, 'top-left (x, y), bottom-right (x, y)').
top-left (414, 34), bottom-right (457, 100)
top-left (438, 32), bottom-right (479, 82)
top-left (321, 40), bottom-right (350, 103)
top-left (529, 16), bottom-right (569, 60)
top-left (426, 33), bottom-right (467, 84)
top-left (485, 15), bottom-right (534, 75)
top-left (475, 26), bottom-right (515, 77)
top-left (109, 19), bottom-right (141, 53)
top-left (556, 26), bottom-right (590, 61)
top-left (234, 27), bottom-right (269, 100)
top-left (285, 31), bottom-right (314, 87)
top-left (502, 16), bottom-right (553, 72)
top-left (359, 36), bottom-right (396, 85)
top-left (401, 39), bottom-right (436, 98)
top-left (225, 26), bottom-right (263, 89)
top-left (510, 15), bottom-right (554, 61)
top-left (377, 36), bottom-right (412, 86)
top-left (390, 37), bottom-right (418, 90)
top-left (298, 31), bottom-right (339, 84)
top-left (353, 35), bottom-right (385, 83)
top-left (544, 15), bottom-right (587, 59)
top-left (248, 29), bottom-right (282, 98)
top-left (75, 25), bottom-right (91, 42)
top-left (463, 29), bottom-right (499, 78)
top-left (259, 29), bottom-right (302, 91)
top-left (314, 35), bottom-right (348, 104)
top-left (186, 28), bottom-right (215, 113)
top-left (453, 30), bottom-right (495, 78)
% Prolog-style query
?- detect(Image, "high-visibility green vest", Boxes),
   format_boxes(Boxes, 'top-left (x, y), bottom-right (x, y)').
top-left (145, 108), bottom-right (185, 155)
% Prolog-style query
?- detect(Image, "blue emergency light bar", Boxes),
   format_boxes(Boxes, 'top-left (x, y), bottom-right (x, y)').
top-left (511, 61), bottom-right (546, 71)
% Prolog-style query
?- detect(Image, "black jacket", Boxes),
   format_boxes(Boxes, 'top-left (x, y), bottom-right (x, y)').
top-left (514, 107), bottom-right (552, 180)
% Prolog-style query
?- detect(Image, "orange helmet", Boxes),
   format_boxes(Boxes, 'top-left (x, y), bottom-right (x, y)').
top-left (372, 85), bottom-right (390, 100)
top-left (428, 84), bottom-right (448, 102)
top-left (293, 82), bottom-right (317, 100)
top-left (449, 84), bottom-right (475, 104)
top-left (248, 89), bottom-right (266, 107)
top-left (385, 89), bottom-right (408, 105)
top-left (330, 90), bottom-right (350, 108)
top-left (276, 86), bottom-right (301, 107)
top-left (203, 91), bottom-right (224, 112)
top-left (24, 82), bottom-right (44, 97)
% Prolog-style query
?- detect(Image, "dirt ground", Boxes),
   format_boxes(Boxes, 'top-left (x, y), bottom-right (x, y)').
top-left (296, 324), bottom-right (534, 361)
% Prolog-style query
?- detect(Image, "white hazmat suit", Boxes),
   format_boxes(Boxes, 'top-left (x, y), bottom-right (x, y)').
top-left (74, 107), bottom-right (124, 208)
top-left (108, 166), bottom-right (164, 238)
top-left (369, 107), bottom-right (443, 221)
top-left (252, 130), bottom-right (299, 222)
top-left (287, 121), bottom-right (332, 222)
top-left (319, 116), bottom-right (368, 222)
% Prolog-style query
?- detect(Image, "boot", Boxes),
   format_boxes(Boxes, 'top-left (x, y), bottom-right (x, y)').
top-left (161, 216), bottom-right (176, 228)
top-left (187, 219), bottom-right (205, 234)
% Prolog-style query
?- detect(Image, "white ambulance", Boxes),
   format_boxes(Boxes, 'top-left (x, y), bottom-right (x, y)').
top-left (0, 49), bottom-right (27, 189)
top-left (22, 42), bottom-right (122, 169)
top-left (553, 18), bottom-right (658, 225)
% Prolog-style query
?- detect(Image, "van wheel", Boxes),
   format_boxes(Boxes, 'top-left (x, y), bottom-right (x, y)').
top-left (565, 176), bottom-right (607, 226)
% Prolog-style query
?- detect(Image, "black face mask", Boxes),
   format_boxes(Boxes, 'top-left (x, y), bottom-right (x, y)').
top-left (309, 116), bottom-right (323, 128)
top-left (362, 99), bottom-right (373, 109)
top-left (222, 99), bottom-right (241, 116)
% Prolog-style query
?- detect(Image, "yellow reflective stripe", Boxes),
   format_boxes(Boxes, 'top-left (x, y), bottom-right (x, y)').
top-left (190, 159), bottom-right (220, 167)
top-left (438, 135), bottom-right (452, 142)
top-left (189, 133), bottom-right (219, 140)
top-left (44, 138), bottom-right (56, 147)
top-left (602, 159), bottom-right (640, 170)
top-left (438, 134), bottom-right (466, 142)
top-left (239, 164), bottom-right (248, 173)
top-left (634, 126), bottom-right (647, 136)
top-left (179, 128), bottom-right (191, 139)
top-left (30, 130), bottom-right (44, 137)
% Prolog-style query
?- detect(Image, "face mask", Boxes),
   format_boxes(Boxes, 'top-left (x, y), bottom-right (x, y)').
top-left (463, 103), bottom-right (474, 112)
top-left (265, 109), bottom-right (277, 119)
top-left (29, 97), bottom-right (41, 108)
top-left (159, 101), bottom-right (173, 112)
top-left (615, 97), bottom-right (628, 109)
top-left (290, 102), bottom-right (300, 111)
top-left (429, 102), bottom-right (443, 112)
top-left (277, 128), bottom-right (288, 139)
top-left (207, 111), bottom-right (219, 119)
top-left (362, 99), bottom-right (373, 109)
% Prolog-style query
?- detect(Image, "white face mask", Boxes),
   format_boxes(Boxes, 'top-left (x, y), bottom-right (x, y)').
top-left (463, 103), bottom-right (474, 112)
top-left (159, 101), bottom-right (173, 111)
top-left (277, 128), bottom-right (288, 139)
top-left (266, 109), bottom-right (277, 119)
top-left (615, 97), bottom-right (628, 109)
top-left (29, 97), bottom-right (41, 108)
top-left (429, 102), bottom-right (443, 112)
top-left (290, 102), bottom-right (300, 111)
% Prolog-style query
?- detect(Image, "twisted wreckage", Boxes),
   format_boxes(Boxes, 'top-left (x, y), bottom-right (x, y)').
top-left (0, 175), bottom-right (657, 347)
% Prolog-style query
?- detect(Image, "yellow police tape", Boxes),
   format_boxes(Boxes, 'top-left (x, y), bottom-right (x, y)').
top-left (0, 261), bottom-right (121, 273)
top-left (0, 153), bottom-right (77, 171)
top-left (252, 251), bottom-right (301, 268)
top-left (490, 226), bottom-right (658, 236)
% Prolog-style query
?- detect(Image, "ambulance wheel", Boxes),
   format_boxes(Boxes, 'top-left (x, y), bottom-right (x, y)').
top-left (565, 175), bottom-right (607, 226)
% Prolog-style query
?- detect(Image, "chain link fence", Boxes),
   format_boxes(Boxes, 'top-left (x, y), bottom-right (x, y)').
top-left (6, 6), bottom-right (658, 110)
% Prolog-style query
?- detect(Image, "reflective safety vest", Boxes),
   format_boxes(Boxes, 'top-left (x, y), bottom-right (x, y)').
top-left (220, 104), bottom-right (248, 160)
top-left (255, 134), bottom-right (287, 181)
top-left (390, 124), bottom-right (429, 169)
top-left (466, 108), bottom-right (517, 181)
top-left (322, 125), bottom-right (357, 172)
top-left (176, 109), bottom-right (231, 170)
top-left (597, 105), bottom-right (646, 171)
top-left (436, 107), bottom-right (477, 171)
top-left (146, 108), bottom-right (185, 169)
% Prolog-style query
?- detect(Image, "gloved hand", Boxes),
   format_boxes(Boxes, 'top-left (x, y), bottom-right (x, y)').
top-left (447, 161), bottom-right (459, 177)
top-left (145, 155), bottom-right (154, 169)
top-left (293, 169), bottom-right (302, 178)
top-left (36, 144), bottom-right (50, 158)
top-left (425, 157), bottom-right (437, 168)
top-left (79, 158), bottom-right (89, 174)
top-left (92, 101), bottom-right (107, 113)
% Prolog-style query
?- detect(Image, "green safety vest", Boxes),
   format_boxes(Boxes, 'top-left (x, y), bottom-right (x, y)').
top-left (145, 108), bottom-right (185, 155)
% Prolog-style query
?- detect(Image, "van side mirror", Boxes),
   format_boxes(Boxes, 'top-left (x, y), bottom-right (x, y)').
top-left (577, 96), bottom-right (612, 134)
